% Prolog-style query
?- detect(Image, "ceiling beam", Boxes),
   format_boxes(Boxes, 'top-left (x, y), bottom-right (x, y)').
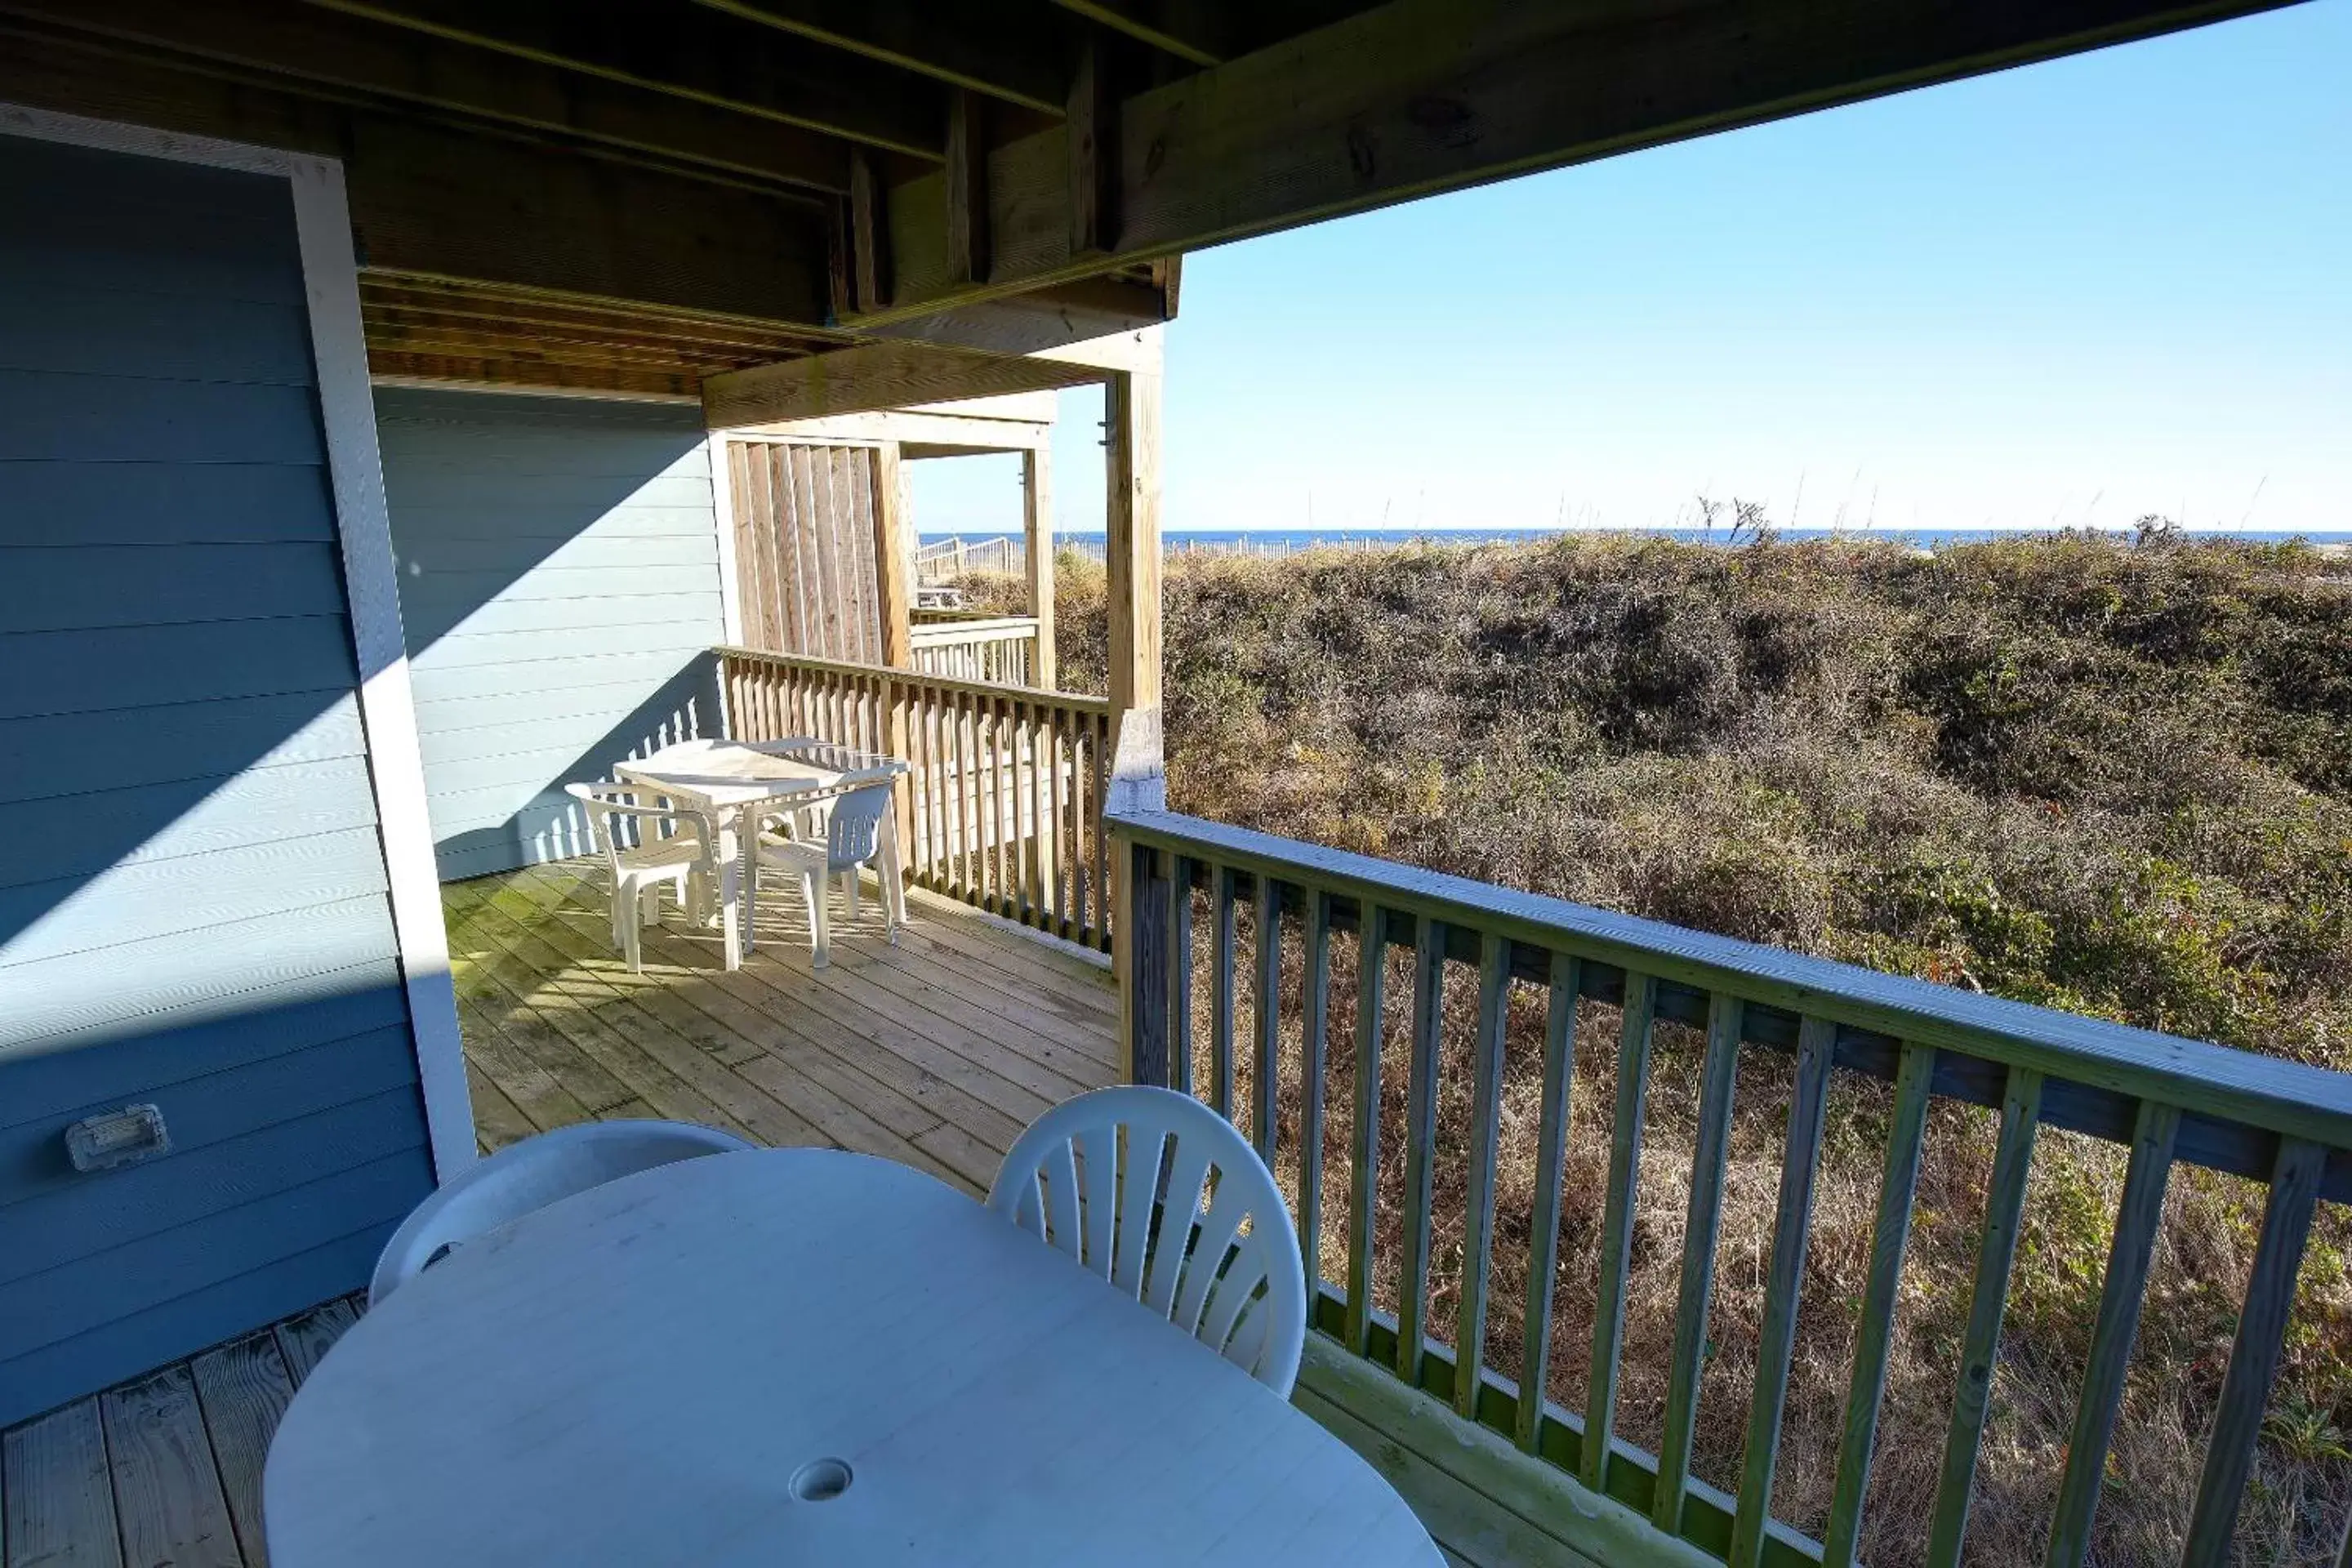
top-left (0, 0), bottom-right (849, 193)
top-left (368, 350), bottom-right (705, 402)
top-left (872, 0), bottom-right (2302, 319)
top-left (703, 329), bottom-right (1160, 428)
top-left (357, 291), bottom-right (832, 359)
top-left (0, 27), bottom-right (834, 327)
top-left (861, 275), bottom-right (1175, 356)
top-left (301, 0), bottom-right (945, 158)
top-left (686, 0), bottom-right (1071, 115)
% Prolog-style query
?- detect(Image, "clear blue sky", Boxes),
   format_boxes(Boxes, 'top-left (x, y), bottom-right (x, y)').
top-left (910, 1), bottom-right (2349, 538)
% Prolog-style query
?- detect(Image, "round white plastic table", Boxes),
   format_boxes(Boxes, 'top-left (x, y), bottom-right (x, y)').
top-left (263, 1148), bottom-right (1441, 1567)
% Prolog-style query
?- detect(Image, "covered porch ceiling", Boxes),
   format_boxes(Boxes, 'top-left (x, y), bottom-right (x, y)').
top-left (0, 0), bottom-right (2301, 412)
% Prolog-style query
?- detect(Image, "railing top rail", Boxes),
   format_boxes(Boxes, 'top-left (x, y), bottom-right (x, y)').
top-left (912, 535), bottom-right (1017, 559)
top-left (719, 645), bottom-right (1111, 716)
top-left (1110, 808), bottom-right (2352, 1156)
top-left (907, 615), bottom-right (1043, 639)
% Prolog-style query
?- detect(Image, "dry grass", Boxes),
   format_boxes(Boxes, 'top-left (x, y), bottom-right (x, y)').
top-left (957, 532), bottom-right (2352, 1563)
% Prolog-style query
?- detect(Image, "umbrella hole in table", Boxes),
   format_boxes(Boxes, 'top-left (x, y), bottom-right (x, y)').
top-left (790, 1458), bottom-right (854, 1502)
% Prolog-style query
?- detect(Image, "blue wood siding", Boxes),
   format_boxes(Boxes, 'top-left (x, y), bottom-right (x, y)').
top-left (0, 134), bottom-right (432, 1425)
top-left (375, 389), bottom-right (728, 881)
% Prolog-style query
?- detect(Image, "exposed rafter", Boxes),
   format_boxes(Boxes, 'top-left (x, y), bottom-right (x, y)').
top-left (1049, 0), bottom-right (1223, 67)
top-left (686, 0), bottom-right (1071, 114)
top-left (300, 0), bottom-right (946, 158)
top-left (0, 0), bottom-right (849, 192)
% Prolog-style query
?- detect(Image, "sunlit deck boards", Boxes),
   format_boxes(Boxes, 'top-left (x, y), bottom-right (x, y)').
top-left (443, 858), bottom-right (1122, 1196)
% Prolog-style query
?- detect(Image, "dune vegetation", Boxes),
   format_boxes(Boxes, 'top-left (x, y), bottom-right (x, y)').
top-left (960, 531), bottom-right (2352, 1563)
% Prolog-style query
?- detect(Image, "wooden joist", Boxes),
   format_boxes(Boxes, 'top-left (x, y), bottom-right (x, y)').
top-left (299, 0), bottom-right (945, 158)
top-left (0, 29), bottom-right (833, 329)
top-left (866, 0), bottom-right (2295, 318)
top-left (0, 0), bottom-right (852, 193)
top-left (686, 0), bottom-right (1071, 115)
top-left (366, 351), bottom-right (706, 402)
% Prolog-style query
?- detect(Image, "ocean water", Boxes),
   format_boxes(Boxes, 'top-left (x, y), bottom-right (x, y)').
top-left (920, 526), bottom-right (2352, 553)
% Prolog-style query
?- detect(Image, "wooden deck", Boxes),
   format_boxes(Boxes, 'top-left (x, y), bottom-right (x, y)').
top-left (445, 858), bottom-right (1123, 1194)
top-left (0, 1296), bottom-right (363, 1568)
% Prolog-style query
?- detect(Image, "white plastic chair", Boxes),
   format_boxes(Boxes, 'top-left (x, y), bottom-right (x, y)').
top-left (986, 1085), bottom-right (1308, 1396)
top-left (369, 1120), bottom-right (753, 1305)
top-left (748, 781), bottom-right (898, 967)
top-left (564, 781), bottom-right (737, 972)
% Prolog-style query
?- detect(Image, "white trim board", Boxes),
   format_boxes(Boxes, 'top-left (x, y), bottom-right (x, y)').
top-left (0, 99), bottom-right (477, 1183)
top-left (707, 432), bottom-right (746, 652)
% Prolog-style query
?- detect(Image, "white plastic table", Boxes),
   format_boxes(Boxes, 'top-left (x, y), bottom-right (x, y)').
top-left (616, 737), bottom-right (911, 932)
top-left (263, 1149), bottom-right (1441, 1567)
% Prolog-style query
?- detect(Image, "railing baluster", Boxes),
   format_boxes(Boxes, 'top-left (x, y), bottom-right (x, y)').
top-left (1584, 971), bottom-right (1658, 1495)
top-left (1396, 915), bottom-right (1446, 1389)
top-left (1923, 1065), bottom-right (2046, 1568)
top-left (1090, 711), bottom-right (1110, 945)
top-left (1517, 951), bottom-right (1581, 1453)
top-left (924, 688), bottom-right (947, 884)
top-left (1454, 931), bottom-right (1512, 1421)
top-left (1167, 856), bottom-right (1194, 1098)
top-left (1655, 991), bottom-right (1746, 1533)
top-left (995, 694), bottom-right (1015, 911)
top-left (1298, 889), bottom-right (1332, 1297)
top-left (1209, 866), bottom-right (1236, 1120)
top-left (979, 688), bottom-right (996, 909)
top-left (2181, 1134), bottom-right (2328, 1566)
top-left (1046, 704), bottom-right (1068, 938)
top-left (1823, 1040), bottom-right (1936, 1566)
top-left (2043, 1098), bottom-right (2180, 1568)
top-left (952, 688), bottom-right (975, 902)
top-left (1077, 711), bottom-right (1092, 941)
top-left (1345, 903), bottom-right (1388, 1360)
top-left (1021, 702), bottom-right (1042, 920)
top-left (1729, 1014), bottom-right (1838, 1568)
top-left (1253, 872), bottom-right (1282, 1167)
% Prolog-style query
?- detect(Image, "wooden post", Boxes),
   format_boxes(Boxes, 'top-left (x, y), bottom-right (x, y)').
top-left (1102, 335), bottom-right (1164, 1067)
top-left (849, 149), bottom-right (890, 313)
top-left (1104, 354), bottom-right (1162, 733)
top-left (871, 441), bottom-right (917, 858)
top-left (871, 441), bottom-right (915, 670)
top-left (944, 87), bottom-right (991, 287)
top-left (1124, 841), bottom-right (1170, 1088)
top-left (1023, 444), bottom-right (1056, 689)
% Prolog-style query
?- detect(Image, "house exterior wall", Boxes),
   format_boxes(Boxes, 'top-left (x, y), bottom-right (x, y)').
top-left (0, 132), bottom-right (436, 1424)
top-left (374, 389), bottom-right (728, 882)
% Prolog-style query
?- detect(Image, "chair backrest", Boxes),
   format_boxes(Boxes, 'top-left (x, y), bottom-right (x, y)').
top-left (369, 1120), bottom-right (753, 1305)
top-left (824, 782), bottom-right (895, 871)
top-left (986, 1085), bottom-right (1308, 1396)
top-left (564, 781), bottom-right (710, 871)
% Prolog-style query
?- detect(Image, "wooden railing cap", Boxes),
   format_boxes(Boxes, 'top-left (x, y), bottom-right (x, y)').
top-left (1108, 808), bottom-right (2352, 1153)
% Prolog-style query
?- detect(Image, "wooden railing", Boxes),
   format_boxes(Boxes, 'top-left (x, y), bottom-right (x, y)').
top-left (908, 613), bottom-right (1040, 688)
top-left (719, 647), bottom-right (1112, 951)
top-left (913, 534), bottom-right (1022, 582)
top-left (1110, 808), bottom-right (2352, 1568)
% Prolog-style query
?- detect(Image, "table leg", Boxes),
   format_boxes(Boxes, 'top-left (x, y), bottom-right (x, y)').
top-left (880, 812), bottom-right (908, 936)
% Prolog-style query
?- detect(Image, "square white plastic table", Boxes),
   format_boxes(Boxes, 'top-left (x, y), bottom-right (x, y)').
top-left (615, 737), bottom-right (911, 929)
top-left (263, 1149), bottom-right (1441, 1566)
